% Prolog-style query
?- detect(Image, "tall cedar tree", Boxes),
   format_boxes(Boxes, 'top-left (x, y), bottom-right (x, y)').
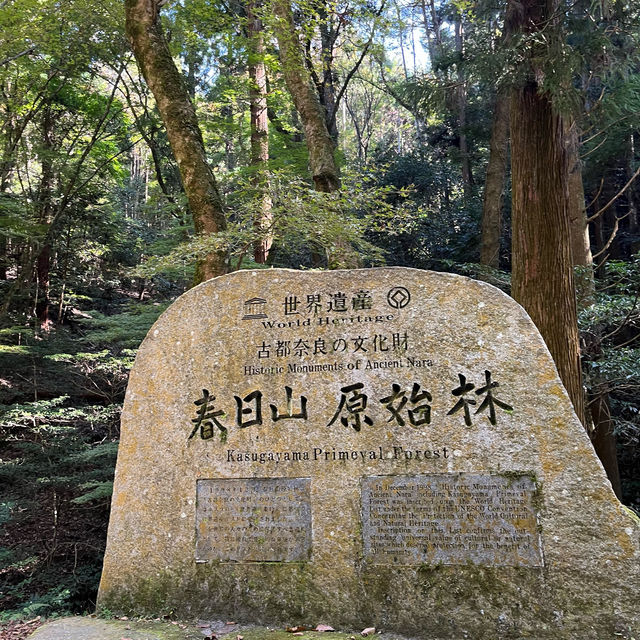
top-left (480, 90), bottom-right (509, 267)
top-left (564, 120), bottom-right (621, 495)
top-left (480, 13), bottom-right (512, 269)
top-left (248, 0), bottom-right (273, 263)
top-left (125, 0), bottom-right (228, 282)
top-left (508, 0), bottom-right (586, 425)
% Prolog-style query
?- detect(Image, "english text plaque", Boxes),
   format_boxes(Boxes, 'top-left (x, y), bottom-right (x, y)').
top-left (361, 473), bottom-right (543, 567)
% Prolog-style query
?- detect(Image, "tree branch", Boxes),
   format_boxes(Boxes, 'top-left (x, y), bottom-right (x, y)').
top-left (328, 10), bottom-right (382, 134)
top-left (0, 48), bottom-right (35, 67)
top-left (591, 212), bottom-right (629, 260)
top-left (587, 164), bottom-right (640, 222)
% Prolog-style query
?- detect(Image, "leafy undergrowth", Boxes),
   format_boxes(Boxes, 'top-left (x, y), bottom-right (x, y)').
top-left (0, 299), bottom-right (169, 623)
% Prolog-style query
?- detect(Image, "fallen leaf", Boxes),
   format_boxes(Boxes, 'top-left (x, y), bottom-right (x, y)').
top-left (119, 616), bottom-right (129, 621)
top-left (286, 626), bottom-right (308, 633)
top-left (315, 625), bottom-right (335, 632)
top-left (237, 635), bottom-right (244, 640)
top-left (361, 628), bottom-right (376, 637)
top-left (226, 621), bottom-right (237, 625)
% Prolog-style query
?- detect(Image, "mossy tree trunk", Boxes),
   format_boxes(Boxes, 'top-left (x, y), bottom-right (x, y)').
top-left (271, 0), bottom-right (361, 268)
top-left (271, 0), bottom-right (340, 193)
top-left (125, 0), bottom-right (227, 283)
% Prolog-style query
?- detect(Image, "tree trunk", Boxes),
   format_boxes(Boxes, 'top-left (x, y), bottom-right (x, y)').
top-left (626, 130), bottom-right (639, 234)
top-left (511, 84), bottom-right (585, 425)
top-left (272, 0), bottom-right (340, 193)
top-left (566, 120), bottom-right (621, 492)
top-left (125, 0), bottom-right (227, 282)
top-left (565, 119), bottom-right (594, 305)
top-left (248, 0), bottom-right (273, 264)
top-left (588, 391), bottom-right (622, 498)
top-left (314, 0), bottom-right (339, 141)
top-left (35, 104), bottom-right (55, 330)
top-left (454, 18), bottom-right (473, 201)
top-left (509, 0), bottom-right (585, 426)
top-left (395, 1), bottom-right (409, 80)
top-left (480, 90), bottom-right (509, 268)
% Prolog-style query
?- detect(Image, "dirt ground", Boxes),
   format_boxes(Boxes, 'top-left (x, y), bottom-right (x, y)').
top-left (2, 616), bottom-right (393, 640)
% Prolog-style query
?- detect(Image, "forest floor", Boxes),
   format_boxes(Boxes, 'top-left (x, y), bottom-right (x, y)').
top-left (0, 619), bottom-right (44, 640)
top-left (4, 616), bottom-right (394, 640)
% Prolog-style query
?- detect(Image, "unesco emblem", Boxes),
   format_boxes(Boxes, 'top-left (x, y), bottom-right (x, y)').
top-left (387, 286), bottom-right (410, 309)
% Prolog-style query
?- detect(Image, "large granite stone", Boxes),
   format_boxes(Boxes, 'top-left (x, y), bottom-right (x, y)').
top-left (98, 268), bottom-right (640, 639)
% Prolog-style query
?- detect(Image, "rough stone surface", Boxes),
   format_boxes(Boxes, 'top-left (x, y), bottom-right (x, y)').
top-left (27, 616), bottom-right (203, 640)
top-left (27, 618), bottom-right (403, 640)
top-left (98, 268), bottom-right (640, 639)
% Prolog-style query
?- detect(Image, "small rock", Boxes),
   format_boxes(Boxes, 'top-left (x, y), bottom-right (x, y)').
top-left (361, 628), bottom-right (375, 637)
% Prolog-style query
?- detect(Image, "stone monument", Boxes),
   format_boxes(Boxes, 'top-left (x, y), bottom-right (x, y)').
top-left (98, 268), bottom-right (640, 639)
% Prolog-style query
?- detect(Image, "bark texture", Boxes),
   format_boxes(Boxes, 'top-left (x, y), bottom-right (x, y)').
top-left (272, 0), bottom-right (340, 193)
top-left (509, 0), bottom-right (585, 426)
top-left (510, 83), bottom-right (585, 425)
top-left (35, 104), bottom-right (55, 329)
top-left (454, 18), bottom-right (473, 200)
top-left (248, 0), bottom-right (273, 264)
top-left (316, 0), bottom-right (339, 141)
top-left (125, 0), bottom-right (227, 282)
top-left (565, 119), bottom-right (594, 305)
top-left (480, 90), bottom-right (509, 268)
top-left (588, 391), bottom-right (622, 498)
top-left (564, 121), bottom-right (620, 490)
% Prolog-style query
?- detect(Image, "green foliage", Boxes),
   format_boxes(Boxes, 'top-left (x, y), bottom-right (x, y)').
top-left (0, 397), bottom-right (119, 618)
top-left (578, 258), bottom-right (640, 507)
top-left (132, 168), bottom-right (411, 275)
top-left (364, 148), bottom-right (483, 267)
top-left (78, 303), bottom-right (170, 349)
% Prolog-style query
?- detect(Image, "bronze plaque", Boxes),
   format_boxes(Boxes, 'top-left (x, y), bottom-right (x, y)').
top-left (196, 477), bottom-right (312, 562)
top-left (362, 473), bottom-right (543, 567)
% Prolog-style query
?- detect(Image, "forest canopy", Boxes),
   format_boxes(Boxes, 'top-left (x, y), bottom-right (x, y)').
top-left (1, 0), bottom-right (640, 623)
